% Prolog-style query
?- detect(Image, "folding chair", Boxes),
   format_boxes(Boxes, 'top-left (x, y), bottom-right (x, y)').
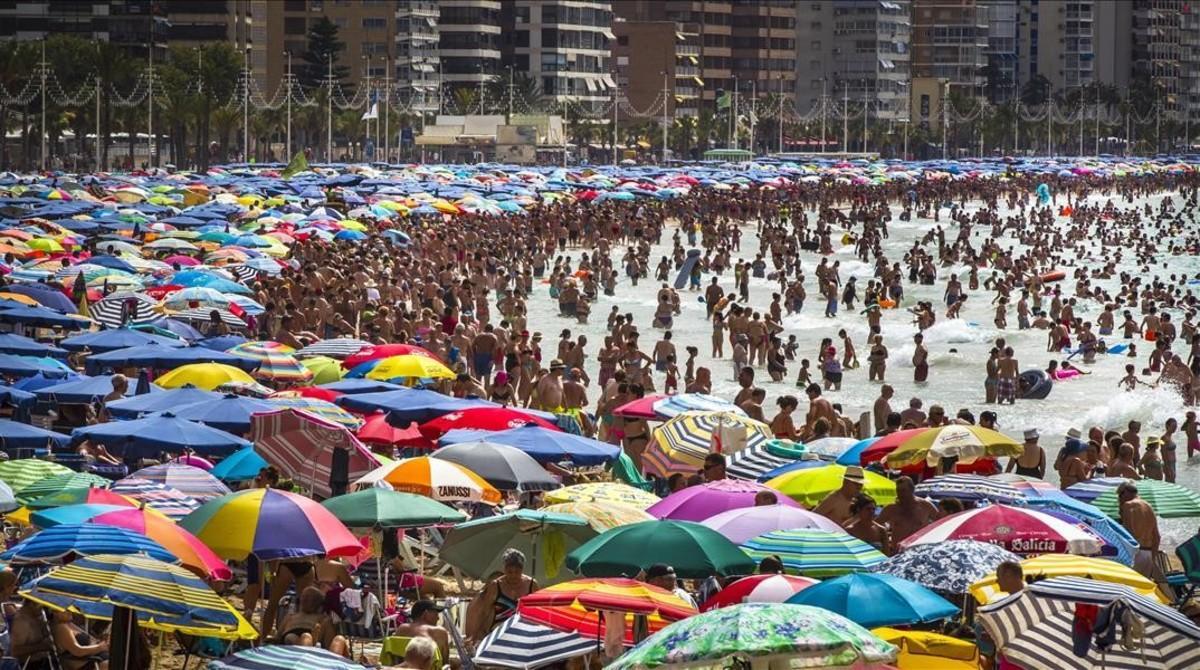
top-left (1166, 534), bottom-right (1200, 605)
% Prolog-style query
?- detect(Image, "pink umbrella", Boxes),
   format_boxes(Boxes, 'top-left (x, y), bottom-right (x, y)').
top-left (612, 394), bottom-right (669, 419)
top-left (172, 453), bottom-right (214, 470)
top-left (698, 504), bottom-right (842, 544)
top-left (647, 480), bottom-right (801, 522)
top-left (251, 408), bottom-right (381, 499)
top-left (899, 504), bottom-right (1106, 556)
top-left (700, 574), bottom-right (818, 610)
top-left (163, 254), bottom-right (201, 266)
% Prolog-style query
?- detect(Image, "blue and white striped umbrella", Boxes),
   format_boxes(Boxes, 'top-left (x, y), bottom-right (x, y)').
top-left (1062, 476), bottom-right (1129, 503)
top-left (979, 576), bottom-right (1200, 670)
top-left (474, 614), bottom-right (594, 669)
top-left (914, 473), bottom-right (1025, 503)
top-left (727, 443), bottom-right (798, 481)
top-left (652, 393), bottom-right (746, 419)
top-left (208, 645), bottom-right (363, 670)
top-left (0, 523), bottom-right (177, 564)
top-left (109, 477), bottom-right (202, 520)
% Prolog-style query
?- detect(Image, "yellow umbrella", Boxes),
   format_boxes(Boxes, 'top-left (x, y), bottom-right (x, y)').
top-left (969, 554), bottom-right (1166, 604)
top-left (542, 483), bottom-right (660, 510)
top-left (542, 502), bottom-right (654, 532)
top-left (765, 464), bottom-right (897, 507)
top-left (27, 238), bottom-right (64, 253)
top-left (156, 363), bottom-right (257, 391)
top-left (885, 425), bottom-right (1022, 468)
top-left (871, 628), bottom-right (978, 669)
top-left (365, 354), bottom-right (455, 381)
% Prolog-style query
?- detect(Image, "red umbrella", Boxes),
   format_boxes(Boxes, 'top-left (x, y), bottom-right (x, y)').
top-left (344, 343), bottom-right (440, 368)
top-left (144, 284), bottom-right (183, 300)
top-left (419, 407), bottom-right (560, 440)
top-left (271, 386), bottom-right (343, 403)
top-left (700, 574), bottom-right (818, 611)
top-left (612, 394), bottom-right (669, 419)
top-left (356, 412), bottom-right (423, 447)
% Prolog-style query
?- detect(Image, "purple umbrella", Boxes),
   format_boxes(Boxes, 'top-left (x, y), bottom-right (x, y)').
top-left (647, 479), bottom-right (800, 522)
top-left (699, 504), bottom-right (843, 544)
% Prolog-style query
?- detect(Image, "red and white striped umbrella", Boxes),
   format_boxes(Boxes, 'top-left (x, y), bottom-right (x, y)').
top-left (250, 408), bottom-right (381, 499)
top-left (898, 504), bottom-right (1106, 557)
top-left (699, 574), bottom-right (818, 611)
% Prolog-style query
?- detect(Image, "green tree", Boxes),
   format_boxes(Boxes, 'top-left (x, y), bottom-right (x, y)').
top-left (299, 17), bottom-right (350, 92)
top-left (0, 43), bottom-right (36, 169)
top-left (1020, 74), bottom-right (1052, 107)
top-left (486, 71), bottom-right (545, 116)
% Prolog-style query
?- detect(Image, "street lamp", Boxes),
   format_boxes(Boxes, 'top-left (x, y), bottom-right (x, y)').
top-left (285, 50), bottom-right (293, 160)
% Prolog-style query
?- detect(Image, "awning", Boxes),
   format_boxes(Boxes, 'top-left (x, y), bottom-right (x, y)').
top-left (688, 56), bottom-right (698, 65)
top-left (602, 28), bottom-right (615, 40)
top-left (425, 17), bottom-right (436, 27)
top-left (693, 76), bottom-right (704, 86)
top-left (676, 32), bottom-right (687, 41)
top-left (879, 59), bottom-right (895, 70)
top-left (585, 79), bottom-right (599, 92)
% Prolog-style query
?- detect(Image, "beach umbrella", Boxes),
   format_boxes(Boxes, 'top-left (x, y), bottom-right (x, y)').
top-left (543, 482), bottom-right (660, 509)
top-left (0, 478), bottom-right (18, 513)
top-left (355, 411), bottom-right (422, 447)
top-left (431, 441), bottom-right (559, 492)
top-left (70, 412), bottom-right (250, 456)
top-left (15, 472), bottom-right (111, 504)
top-left (180, 487), bottom-right (362, 560)
top-left (29, 504), bottom-right (132, 528)
top-left (473, 615), bottom-right (594, 670)
top-left (208, 445), bottom-right (268, 483)
top-left (978, 576), bottom-right (1200, 670)
top-left (227, 341), bottom-right (313, 383)
top-left (5, 282), bottom-right (75, 312)
top-left (541, 502), bottom-right (654, 533)
top-left (89, 292), bottom-right (161, 328)
top-left (801, 436), bottom-right (862, 458)
top-left (298, 355), bottom-right (344, 384)
top-left (0, 332), bottom-right (67, 358)
top-left (518, 577), bottom-right (697, 646)
top-left (605, 603), bottom-right (897, 670)
top-left (611, 393), bottom-right (669, 419)
top-left (319, 379), bottom-right (403, 394)
top-left (321, 488), bottom-right (466, 528)
top-left (343, 342), bottom-right (440, 367)
top-left (870, 540), bottom-right (1020, 597)
top-left (0, 458), bottom-right (72, 492)
top-left (645, 411), bottom-right (772, 477)
top-left (900, 504), bottom-right (1105, 556)
top-left (60, 327), bottom-right (184, 354)
top-left (1027, 496), bottom-right (1138, 565)
top-left (19, 554), bottom-right (256, 639)
top-left (698, 504), bottom-right (841, 544)
top-left (647, 479), bottom-right (800, 522)
top-left (785, 573), bottom-right (959, 628)
top-left (437, 425), bottom-right (620, 466)
top-left (1063, 476), bottom-right (1129, 503)
top-left (296, 338), bottom-right (371, 359)
top-left (133, 462), bottom-right (231, 501)
top-left (0, 353), bottom-right (72, 377)
top-left (155, 363), bottom-right (257, 391)
top-left (699, 574), bottom-right (818, 610)
top-left (166, 393), bottom-right (275, 434)
top-left (441, 510), bottom-right (598, 584)
top-left (419, 407), bottom-right (560, 440)
top-left (251, 408), bottom-right (379, 499)
top-left (566, 519), bottom-right (755, 579)
top-left (969, 554), bottom-right (1164, 605)
top-left (266, 396), bottom-right (363, 429)
top-left (34, 374), bottom-right (160, 404)
top-left (338, 389), bottom-right (494, 423)
top-left (208, 646), bottom-right (364, 670)
top-left (353, 456), bottom-right (501, 504)
top-left (88, 507), bottom-right (231, 581)
top-left (764, 464), bottom-right (897, 507)
top-left (871, 628), bottom-right (979, 670)
top-left (651, 393), bottom-right (747, 419)
top-left (363, 354), bottom-right (455, 381)
top-left (884, 425), bottom-right (1023, 468)
top-left (0, 523), bottom-right (177, 564)
top-left (913, 473), bottom-right (1026, 502)
top-left (1092, 478), bottom-right (1200, 518)
top-left (0, 305), bottom-right (90, 329)
top-left (22, 485), bottom-right (150, 512)
top-left (0, 419), bottom-right (71, 450)
top-left (727, 441), bottom-right (814, 481)
top-left (108, 477), bottom-right (201, 520)
top-left (741, 529), bottom-right (887, 578)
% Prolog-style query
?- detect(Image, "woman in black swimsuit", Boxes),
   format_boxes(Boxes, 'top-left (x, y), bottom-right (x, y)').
top-left (465, 548), bottom-right (538, 645)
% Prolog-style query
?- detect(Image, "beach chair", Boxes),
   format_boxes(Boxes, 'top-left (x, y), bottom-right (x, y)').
top-left (174, 632), bottom-right (234, 670)
top-left (1166, 534), bottom-right (1200, 605)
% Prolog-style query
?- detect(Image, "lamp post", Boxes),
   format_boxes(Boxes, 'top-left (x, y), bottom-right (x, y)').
top-left (243, 45), bottom-right (250, 162)
top-left (285, 50), bottom-right (293, 160)
top-left (662, 70), bottom-right (670, 164)
top-left (39, 40), bottom-right (46, 171)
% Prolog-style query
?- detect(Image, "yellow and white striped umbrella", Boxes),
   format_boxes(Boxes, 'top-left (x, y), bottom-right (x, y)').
top-left (646, 411), bottom-right (773, 478)
top-left (542, 482), bottom-right (660, 510)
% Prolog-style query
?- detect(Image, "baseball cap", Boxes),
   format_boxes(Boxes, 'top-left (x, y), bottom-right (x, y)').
top-left (411, 600), bottom-right (444, 618)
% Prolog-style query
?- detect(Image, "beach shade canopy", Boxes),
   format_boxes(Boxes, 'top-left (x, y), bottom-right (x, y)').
top-left (299, 355), bottom-right (344, 384)
top-left (473, 614), bottom-right (594, 670)
top-left (728, 442), bottom-right (814, 481)
top-left (227, 341), bottom-right (313, 383)
top-left (1026, 497), bottom-right (1139, 566)
top-left (155, 363), bottom-right (257, 391)
top-left (0, 353), bottom-right (72, 377)
top-left (899, 504), bottom-right (1106, 556)
top-left (0, 522), bottom-right (177, 564)
top-left (605, 603), bottom-right (898, 670)
top-left (30, 504), bottom-right (132, 529)
top-left (4, 282), bottom-right (75, 312)
top-left (697, 504), bottom-right (842, 545)
top-left (700, 574), bottom-right (819, 611)
top-left (419, 407), bottom-right (560, 440)
top-left (871, 628), bottom-right (979, 670)
top-left (978, 576), bottom-right (1200, 670)
top-left (1091, 478), bottom-right (1200, 518)
top-left (343, 343), bottom-right (441, 368)
top-left (209, 646), bottom-right (364, 670)
top-left (105, 385), bottom-right (220, 419)
top-left (650, 393), bottom-right (747, 420)
top-left (88, 507), bottom-right (231, 581)
top-left (0, 459), bottom-right (72, 492)
top-left (35, 375), bottom-right (159, 404)
top-left (180, 487), bottom-right (362, 560)
top-left (647, 479), bottom-right (800, 522)
top-left (166, 393), bottom-right (276, 434)
top-left (321, 488), bottom-right (466, 528)
top-left (441, 510), bottom-right (597, 585)
top-left (296, 338), bottom-right (371, 359)
top-left (336, 389), bottom-right (491, 423)
top-left (15, 472), bottom-right (112, 504)
top-left (132, 462), bottom-right (231, 501)
top-left (250, 408), bottom-right (380, 500)
top-left (517, 577), bottom-right (697, 646)
top-left (785, 572), bottom-right (959, 629)
top-left (566, 519), bottom-right (756, 579)
top-left (1062, 476), bottom-right (1130, 503)
top-left (362, 354), bottom-right (455, 381)
top-left (741, 529), bottom-right (887, 578)
top-left (0, 418), bottom-right (71, 449)
top-left (208, 446), bottom-right (267, 483)
top-left (543, 482), bottom-right (659, 510)
top-left (541, 502), bottom-right (654, 533)
top-left (913, 473), bottom-right (1027, 503)
top-left (19, 554), bottom-right (256, 639)
top-left (646, 411), bottom-right (773, 477)
top-left (70, 412), bottom-right (250, 456)
top-left (764, 464), bottom-right (897, 507)
top-left (265, 396), bottom-right (362, 429)
top-left (968, 554), bottom-right (1164, 605)
top-left (884, 425), bottom-right (1023, 468)
top-left (800, 436), bottom-right (863, 459)
top-left (438, 426), bottom-right (620, 466)
top-left (354, 456), bottom-right (501, 505)
top-left (109, 477), bottom-right (201, 520)
top-left (0, 333), bottom-right (67, 358)
top-left (869, 540), bottom-right (1021, 597)
top-left (22, 485), bottom-right (148, 512)
top-left (319, 379), bottom-right (403, 395)
top-left (431, 441), bottom-right (559, 492)
top-left (355, 412), bottom-right (422, 447)
top-left (0, 305), bottom-right (90, 329)
top-left (60, 328), bottom-right (185, 354)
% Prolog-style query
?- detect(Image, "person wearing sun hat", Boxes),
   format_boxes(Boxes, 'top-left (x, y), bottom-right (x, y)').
top-left (813, 465), bottom-right (866, 525)
top-left (1006, 428), bottom-right (1046, 478)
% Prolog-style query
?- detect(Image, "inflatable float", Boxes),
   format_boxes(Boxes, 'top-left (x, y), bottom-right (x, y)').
top-left (1051, 369), bottom-right (1080, 381)
top-left (1018, 369), bottom-right (1053, 400)
top-left (1039, 270), bottom-right (1066, 283)
top-left (879, 298), bottom-right (897, 309)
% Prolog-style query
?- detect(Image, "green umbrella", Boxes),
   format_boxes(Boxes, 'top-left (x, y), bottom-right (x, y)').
top-left (606, 603), bottom-right (897, 670)
top-left (566, 519), bottom-right (756, 579)
top-left (440, 510), bottom-right (597, 586)
top-left (320, 488), bottom-right (466, 528)
top-left (0, 459), bottom-right (73, 493)
top-left (16, 472), bottom-right (111, 505)
top-left (1093, 479), bottom-right (1200, 519)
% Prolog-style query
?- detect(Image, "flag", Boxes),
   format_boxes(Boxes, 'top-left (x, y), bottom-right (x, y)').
top-left (716, 92), bottom-right (731, 111)
top-left (226, 301), bottom-right (251, 325)
top-left (280, 150), bottom-right (308, 179)
top-left (76, 284), bottom-right (90, 320)
top-left (361, 102), bottom-right (378, 121)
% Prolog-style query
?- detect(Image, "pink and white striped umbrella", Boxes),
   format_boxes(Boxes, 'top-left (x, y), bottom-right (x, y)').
top-left (699, 574), bottom-right (819, 611)
top-left (898, 504), bottom-right (1106, 556)
top-left (250, 408), bottom-right (381, 499)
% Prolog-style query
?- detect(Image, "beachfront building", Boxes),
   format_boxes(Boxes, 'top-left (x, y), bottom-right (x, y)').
top-left (979, 0), bottom-right (1020, 103)
top-left (437, 0), bottom-right (502, 104)
top-left (395, 1), bottom-right (441, 118)
top-left (501, 1), bottom-right (615, 114)
top-left (910, 0), bottom-right (988, 95)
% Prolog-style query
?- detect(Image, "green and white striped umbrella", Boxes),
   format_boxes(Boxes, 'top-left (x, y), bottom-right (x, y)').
top-left (1092, 479), bottom-right (1200, 519)
top-left (0, 459), bottom-right (73, 493)
top-left (16, 472), bottom-right (111, 504)
top-left (741, 529), bottom-right (887, 578)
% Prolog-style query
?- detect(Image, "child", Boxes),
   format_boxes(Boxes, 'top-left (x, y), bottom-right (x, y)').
top-left (1119, 364), bottom-right (1140, 391)
top-left (784, 335), bottom-right (799, 361)
top-left (1140, 438), bottom-right (1164, 480)
top-left (664, 355), bottom-right (680, 394)
top-left (575, 296), bottom-right (591, 324)
top-left (731, 335), bottom-right (749, 380)
top-left (795, 359), bottom-right (812, 388)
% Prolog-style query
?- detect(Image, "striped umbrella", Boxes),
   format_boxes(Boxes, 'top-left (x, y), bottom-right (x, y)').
top-left (0, 459), bottom-right (72, 492)
top-left (109, 477), bottom-right (201, 520)
top-left (727, 441), bottom-right (811, 481)
top-left (646, 411), bottom-right (772, 477)
top-left (474, 614), bottom-right (594, 670)
top-left (0, 523), bottom-right (177, 564)
top-left (354, 456), bottom-right (501, 504)
top-left (132, 463), bottom-right (231, 501)
top-left (296, 338), bottom-right (371, 359)
top-left (90, 291), bottom-right (161, 328)
top-left (913, 473), bottom-right (1026, 503)
top-left (870, 540), bottom-right (1020, 597)
top-left (1063, 476), bottom-right (1129, 503)
top-left (180, 488), bottom-right (362, 560)
top-left (651, 393), bottom-right (746, 419)
top-left (209, 646), bottom-right (364, 670)
top-left (267, 396), bottom-right (363, 429)
top-left (741, 529), bottom-right (887, 578)
top-left (517, 577), bottom-right (697, 646)
top-left (898, 504), bottom-right (1106, 556)
top-left (700, 574), bottom-right (818, 610)
top-left (884, 425), bottom-right (1023, 468)
top-left (979, 576), bottom-right (1200, 670)
top-left (251, 408), bottom-right (380, 499)
top-left (543, 483), bottom-right (660, 510)
top-left (227, 341), bottom-right (313, 383)
top-left (19, 554), bottom-right (256, 639)
top-left (170, 307), bottom-right (247, 327)
top-left (16, 472), bottom-right (111, 504)
top-left (1091, 478), bottom-right (1200, 518)
top-left (969, 554), bottom-right (1164, 605)
top-left (541, 502), bottom-right (655, 533)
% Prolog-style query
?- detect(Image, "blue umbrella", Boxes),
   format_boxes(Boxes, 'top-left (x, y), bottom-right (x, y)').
top-left (318, 379), bottom-right (403, 394)
top-left (0, 386), bottom-right (37, 422)
top-left (0, 305), bottom-right (90, 329)
top-left (0, 418), bottom-right (71, 449)
top-left (1032, 504), bottom-right (1138, 566)
top-left (70, 413), bottom-right (250, 456)
top-left (30, 504), bottom-right (130, 528)
top-left (756, 456), bottom-right (836, 481)
top-left (36, 375), bottom-right (159, 404)
top-left (785, 572), bottom-right (959, 628)
top-left (209, 446), bottom-right (268, 483)
top-left (0, 523), bottom-right (177, 564)
top-left (61, 328), bottom-right (186, 354)
top-left (0, 354), bottom-right (73, 378)
top-left (835, 436), bottom-right (879, 466)
top-left (209, 646), bottom-right (364, 670)
top-left (11, 370), bottom-right (83, 392)
top-left (4, 283), bottom-right (76, 312)
top-left (336, 389), bottom-right (496, 423)
top-left (0, 333), bottom-right (68, 358)
top-left (195, 334), bottom-right (248, 351)
top-left (134, 318), bottom-right (204, 341)
top-left (85, 256), bottom-right (138, 273)
top-left (168, 394), bottom-right (276, 434)
top-left (438, 426), bottom-right (620, 466)
top-left (86, 344), bottom-right (259, 373)
top-left (869, 539), bottom-right (1020, 596)
top-left (83, 343), bottom-right (182, 374)
top-left (105, 386), bottom-right (220, 419)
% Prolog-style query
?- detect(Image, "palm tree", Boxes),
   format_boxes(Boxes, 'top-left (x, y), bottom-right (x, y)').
top-left (210, 106), bottom-right (240, 163)
top-left (695, 109), bottom-right (717, 153)
top-left (335, 108), bottom-right (364, 161)
top-left (0, 42), bottom-right (36, 169)
top-left (486, 71), bottom-right (545, 116)
top-left (452, 87), bottom-right (478, 116)
top-left (671, 115), bottom-right (696, 159)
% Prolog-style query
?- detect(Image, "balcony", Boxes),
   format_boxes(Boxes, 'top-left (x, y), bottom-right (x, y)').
top-left (677, 43), bottom-right (700, 56)
top-left (676, 65), bottom-right (699, 77)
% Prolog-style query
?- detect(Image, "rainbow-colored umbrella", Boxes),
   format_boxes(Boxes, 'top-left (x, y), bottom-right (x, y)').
top-left (267, 396), bottom-right (363, 429)
top-left (91, 507), bottom-right (231, 581)
top-left (180, 488), bottom-right (362, 560)
top-left (227, 341), bottom-right (313, 383)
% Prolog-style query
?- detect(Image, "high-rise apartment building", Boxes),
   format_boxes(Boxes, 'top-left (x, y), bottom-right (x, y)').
top-left (1133, 0), bottom-right (1185, 114)
top-left (503, 1), bottom-right (614, 111)
top-left (438, 0), bottom-right (502, 95)
top-left (910, 0), bottom-right (988, 93)
top-left (0, 0), bottom-right (169, 55)
top-left (979, 0), bottom-right (1019, 102)
top-left (395, 2), bottom-right (440, 116)
top-left (794, 0), bottom-right (912, 122)
top-left (1019, 1), bottom-right (1130, 94)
